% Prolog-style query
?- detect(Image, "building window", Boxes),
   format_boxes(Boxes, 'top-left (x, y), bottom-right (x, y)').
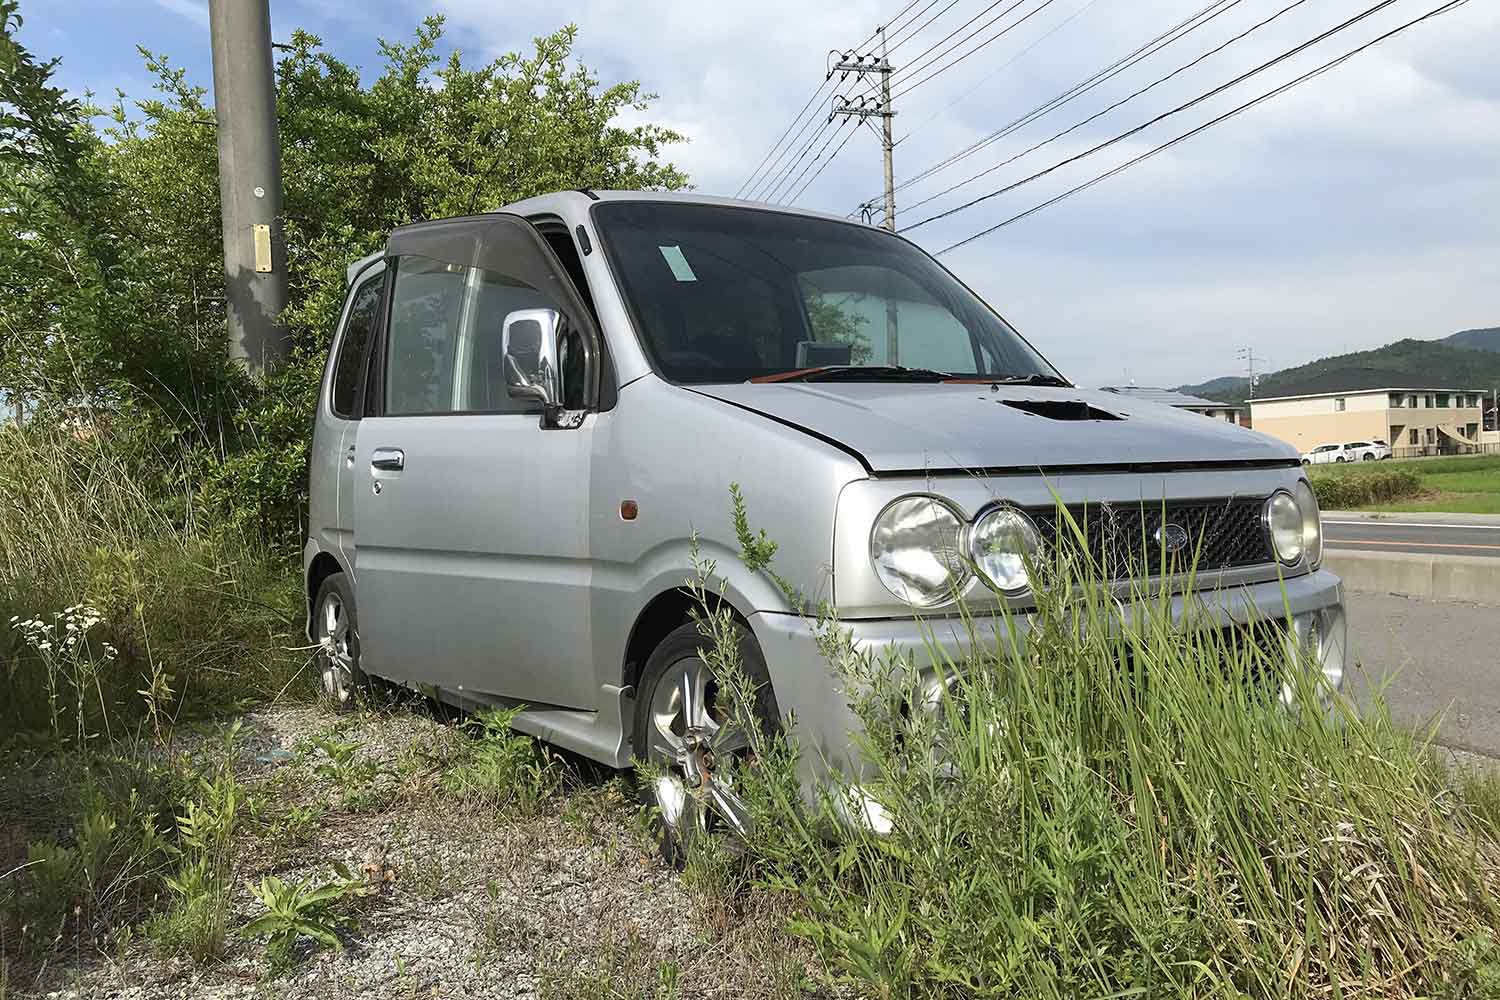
top-left (1426, 427), bottom-right (1436, 444)
top-left (1388, 393), bottom-right (1404, 407)
top-left (1334, 397), bottom-right (1346, 412)
top-left (1426, 394), bottom-right (1435, 408)
top-left (1409, 429), bottom-right (1419, 445)
top-left (1437, 393), bottom-right (1450, 408)
top-left (1408, 394), bottom-right (1418, 408)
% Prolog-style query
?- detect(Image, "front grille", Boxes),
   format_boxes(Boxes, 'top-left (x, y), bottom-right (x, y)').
top-left (1029, 497), bottom-right (1273, 579)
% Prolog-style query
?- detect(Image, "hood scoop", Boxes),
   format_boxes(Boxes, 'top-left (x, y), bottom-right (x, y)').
top-left (1001, 399), bottom-right (1122, 421)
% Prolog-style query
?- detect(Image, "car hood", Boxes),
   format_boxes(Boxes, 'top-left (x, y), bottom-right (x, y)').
top-left (690, 382), bottom-right (1294, 473)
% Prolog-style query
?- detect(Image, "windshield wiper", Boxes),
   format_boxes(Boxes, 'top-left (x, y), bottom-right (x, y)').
top-left (758, 365), bottom-right (955, 384)
top-left (984, 373), bottom-right (1073, 388)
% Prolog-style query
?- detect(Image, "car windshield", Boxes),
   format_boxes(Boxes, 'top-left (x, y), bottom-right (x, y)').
top-left (590, 201), bottom-right (1061, 384)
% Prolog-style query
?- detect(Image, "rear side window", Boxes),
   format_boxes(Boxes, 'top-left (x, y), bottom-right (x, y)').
top-left (330, 272), bottom-right (383, 419)
top-left (383, 254), bottom-right (567, 416)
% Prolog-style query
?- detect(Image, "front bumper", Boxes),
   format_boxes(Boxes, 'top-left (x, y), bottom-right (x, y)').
top-left (750, 568), bottom-right (1346, 787)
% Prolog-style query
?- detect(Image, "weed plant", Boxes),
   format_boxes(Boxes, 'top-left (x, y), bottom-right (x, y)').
top-left (695, 503), bottom-right (1500, 999)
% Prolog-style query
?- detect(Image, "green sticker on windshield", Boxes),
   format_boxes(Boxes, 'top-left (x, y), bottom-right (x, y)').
top-left (658, 245), bottom-right (698, 282)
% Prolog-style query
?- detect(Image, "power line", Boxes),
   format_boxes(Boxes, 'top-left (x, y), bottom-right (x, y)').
top-left (761, 74), bottom-right (884, 203)
top-left (771, 118), bottom-right (857, 204)
top-left (737, 0), bottom-right (924, 198)
top-left (886, 0), bottom-right (965, 53)
top-left (904, 0), bottom-right (1307, 215)
top-left (888, 0), bottom-right (1236, 198)
top-left (889, 0), bottom-right (1065, 102)
top-left (891, 0), bottom-right (1027, 77)
top-left (736, 79), bottom-right (835, 198)
top-left (748, 114), bottom-right (839, 201)
top-left (789, 117), bottom-right (870, 203)
top-left (896, 0), bottom-right (1110, 149)
top-left (759, 118), bottom-right (841, 203)
top-left (935, 0), bottom-right (1473, 254)
top-left (863, 0), bottom-right (929, 48)
top-left (904, 0), bottom-right (1410, 234)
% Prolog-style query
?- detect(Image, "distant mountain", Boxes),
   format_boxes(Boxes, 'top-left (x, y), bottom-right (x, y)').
top-left (1443, 327), bottom-right (1500, 352)
top-left (1175, 328), bottom-right (1500, 408)
top-left (1176, 375), bottom-right (1250, 401)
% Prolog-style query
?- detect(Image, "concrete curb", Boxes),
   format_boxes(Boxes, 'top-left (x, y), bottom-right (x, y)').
top-left (1324, 549), bottom-right (1500, 605)
top-left (1323, 510), bottom-right (1500, 526)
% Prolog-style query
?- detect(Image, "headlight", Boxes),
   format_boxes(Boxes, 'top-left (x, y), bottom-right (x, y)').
top-left (1264, 490), bottom-right (1303, 565)
top-left (870, 495), bottom-right (970, 607)
top-left (1294, 478), bottom-right (1322, 569)
top-left (969, 506), bottom-right (1041, 594)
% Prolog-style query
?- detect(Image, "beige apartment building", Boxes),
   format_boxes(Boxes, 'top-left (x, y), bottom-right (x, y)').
top-left (1250, 388), bottom-right (1488, 456)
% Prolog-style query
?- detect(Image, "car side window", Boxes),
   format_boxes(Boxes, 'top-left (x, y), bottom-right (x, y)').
top-left (382, 253), bottom-right (571, 416)
top-left (385, 256), bottom-right (467, 416)
top-left (331, 272), bottom-right (383, 419)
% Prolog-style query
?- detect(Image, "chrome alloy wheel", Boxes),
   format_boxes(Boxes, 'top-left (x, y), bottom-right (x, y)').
top-left (316, 589), bottom-right (355, 706)
top-left (646, 655), bottom-right (753, 848)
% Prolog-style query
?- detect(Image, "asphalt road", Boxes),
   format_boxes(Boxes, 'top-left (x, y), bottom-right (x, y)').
top-left (1344, 590), bottom-right (1500, 758)
top-left (1324, 516), bottom-right (1500, 558)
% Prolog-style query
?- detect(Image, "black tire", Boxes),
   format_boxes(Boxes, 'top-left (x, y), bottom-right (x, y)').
top-left (1336, 456), bottom-right (1347, 463)
top-left (312, 572), bottom-right (366, 710)
top-left (1301, 458), bottom-right (1311, 466)
top-left (632, 620), bottom-right (780, 865)
top-left (1362, 453), bottom-right (1374, 461)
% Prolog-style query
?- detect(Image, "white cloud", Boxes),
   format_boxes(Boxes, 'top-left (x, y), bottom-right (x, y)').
top-left (153, 0), bottom-right (208, 29)
top-left (425, 0), bottom-right (1499, 385)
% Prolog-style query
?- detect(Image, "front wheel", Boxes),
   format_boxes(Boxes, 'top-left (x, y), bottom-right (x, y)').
top-left (313, 573), bottom-right (365, 709)
top-left (633, 621), bottom-right (779, 864)
top-left (1336, 456), bottom-right (1347, 463)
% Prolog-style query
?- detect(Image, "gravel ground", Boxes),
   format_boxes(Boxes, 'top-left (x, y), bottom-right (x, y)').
top-left (8, 703), bottom-right (820, 1000)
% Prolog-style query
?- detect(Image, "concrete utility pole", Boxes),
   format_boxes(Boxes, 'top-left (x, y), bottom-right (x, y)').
top-left (832, 31), bottom-right (898, 360)
top-left (208, 0), bottom-right (288, 375)
top-left (836, 32), bottom-right (897, 232)
top-left (1236, 346), bottom-right (1260, 400)
top-left (879, 31), bottom-right (896, 233)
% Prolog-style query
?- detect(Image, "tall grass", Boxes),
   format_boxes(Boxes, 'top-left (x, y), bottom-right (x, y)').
top-left (699, 517), bottom-right (1500, 999)
top-left (0, 421), bottom-right (305, 737)
top-left (1, 420), bottom-right (304, 977)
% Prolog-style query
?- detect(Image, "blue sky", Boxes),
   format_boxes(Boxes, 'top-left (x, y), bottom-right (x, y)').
top-left (17, 0), bottom-right (1500, 388)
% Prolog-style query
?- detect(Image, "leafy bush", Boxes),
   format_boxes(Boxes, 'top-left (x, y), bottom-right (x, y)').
top-left (243, 863), bottom-right (369, 972)
top-left (440, 707), bottom-right (559, 815)
top-left (0, 749), bottom-right (186, 959)
top-left (694, 507), bottom-right (1500, 1000)
top-left (1309, 466), bottom-right (1423, 509)
top-left (147, 727), bottom-right (242, 962)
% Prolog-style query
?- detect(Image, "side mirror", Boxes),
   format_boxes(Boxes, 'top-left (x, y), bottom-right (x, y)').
top-left (502, 308), bottom-right (562, 407)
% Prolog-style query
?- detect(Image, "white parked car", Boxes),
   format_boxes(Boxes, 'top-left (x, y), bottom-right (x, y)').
top-left (1352, 439), bottom-right (1392, 461)
top-left (1301, 441), bottom-right (1390, 465)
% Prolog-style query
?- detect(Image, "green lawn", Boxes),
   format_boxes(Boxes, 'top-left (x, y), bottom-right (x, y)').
top-left (1358, 453), bottom-right (1500, 513)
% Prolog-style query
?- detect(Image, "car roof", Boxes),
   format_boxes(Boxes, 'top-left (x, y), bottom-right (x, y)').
top-left (347, 191), bottom-right (878, 286)
top-left (495, 189), bottom-right (865, 226)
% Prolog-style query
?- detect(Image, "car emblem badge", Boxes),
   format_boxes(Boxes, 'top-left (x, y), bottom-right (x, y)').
top-left (1156, 523), bottom-right (1190, 553)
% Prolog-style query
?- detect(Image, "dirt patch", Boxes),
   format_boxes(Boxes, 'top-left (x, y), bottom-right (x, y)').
top-left (8, 704), bottom-right (821, 1000)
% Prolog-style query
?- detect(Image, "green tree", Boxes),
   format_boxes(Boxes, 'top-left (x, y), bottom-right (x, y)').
top-left (0, 10), bottom-right (688, 538)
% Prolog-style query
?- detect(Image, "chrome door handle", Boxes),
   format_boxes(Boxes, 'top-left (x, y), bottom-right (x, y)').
top-left (370, 448), bottom-right (405, 472)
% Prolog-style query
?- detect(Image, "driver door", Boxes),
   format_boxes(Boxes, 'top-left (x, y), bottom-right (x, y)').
top-left (352, 215), bottom-right (600, 709)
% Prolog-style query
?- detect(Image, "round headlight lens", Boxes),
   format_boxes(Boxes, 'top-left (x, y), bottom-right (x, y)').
top-left (1294, 478), bottom-right (1322, 569)
top-left (1265, 490), bottom-right (1304, 565)
top-left (870, 496), bottom-right (970, 607)
top-left (969, 507), bottom-right (1041, 594)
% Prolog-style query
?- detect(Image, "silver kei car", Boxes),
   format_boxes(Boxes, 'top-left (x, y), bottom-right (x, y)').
top-left (304, 190), bottom-right (1345, 851)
